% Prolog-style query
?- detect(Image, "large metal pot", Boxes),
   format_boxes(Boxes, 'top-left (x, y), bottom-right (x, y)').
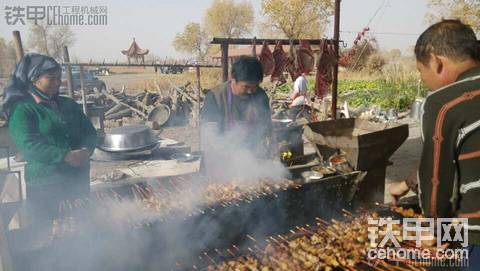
top-left (99, 124), bottom-right (158, 152)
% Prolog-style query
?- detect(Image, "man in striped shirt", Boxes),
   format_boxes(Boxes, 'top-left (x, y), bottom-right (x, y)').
top-left (389, 20), bottom-right (480, 270)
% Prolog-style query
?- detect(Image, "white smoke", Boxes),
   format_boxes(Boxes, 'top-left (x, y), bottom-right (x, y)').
top-left (200, 121), bottom-right (289, 182)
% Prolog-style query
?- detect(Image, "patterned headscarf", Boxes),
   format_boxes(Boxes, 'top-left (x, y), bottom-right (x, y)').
top-left (2, 53), bottom-right (61, 114)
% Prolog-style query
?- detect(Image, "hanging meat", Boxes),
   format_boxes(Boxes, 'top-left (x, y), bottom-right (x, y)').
top-left (285, 56), bottom-right (298, 81)
top-left (296, 40), bottom-right (315, 74)
top-left (315, 40), bottom-right (337, 97)
top-left (259, 41), bottom-right (275, 76)
top-left (339, 27), bottom-right (370, 67)
top-left (283, 41), bottom-right (299, 81)
top-left (270, 42), bottom-right (288, 83)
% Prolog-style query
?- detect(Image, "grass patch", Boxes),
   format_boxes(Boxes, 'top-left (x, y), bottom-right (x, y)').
top-left (337, 79), bottom-right (426, 111)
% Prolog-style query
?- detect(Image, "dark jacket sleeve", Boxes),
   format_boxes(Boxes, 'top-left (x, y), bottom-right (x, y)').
top-left (418, 99), bottom-right (457, 217)
top-left (8, 103), bottom-right (69, 164)
top-left (258, 91), bottom-right (272, 139)
top-left (201, 91), bottom-right (222, 124)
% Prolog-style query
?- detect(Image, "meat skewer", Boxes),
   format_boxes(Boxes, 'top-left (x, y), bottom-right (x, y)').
top-left (207, 210), bottom-right (438, 271)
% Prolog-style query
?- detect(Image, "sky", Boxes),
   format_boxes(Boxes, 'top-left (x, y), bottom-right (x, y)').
top-left (0, 0), bottom-right (429, 62)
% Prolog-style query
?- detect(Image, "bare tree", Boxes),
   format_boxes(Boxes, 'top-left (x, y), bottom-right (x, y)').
top-left (0, 37), bottom-right (17, 78)
top-left (28, 20), bottom-right (51, 55)
top-left (49, 25), bottom-right (76, 60)
top-left (27, 20), bottom-right (75, 60)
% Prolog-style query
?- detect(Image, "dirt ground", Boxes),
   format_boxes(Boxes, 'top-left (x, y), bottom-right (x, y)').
top-left (384, 120), bottom-right (422, 202)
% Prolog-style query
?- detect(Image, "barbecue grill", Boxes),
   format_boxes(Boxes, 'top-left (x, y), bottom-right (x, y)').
top-left (6, 117), bottom-right (412, 270)
top-left (7, 171), bottom-right (365, 271)
top-left (304, 118), bottom-right (409, 205)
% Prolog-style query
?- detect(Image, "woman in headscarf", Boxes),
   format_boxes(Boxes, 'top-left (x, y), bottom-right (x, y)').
top-left (2, 53), bottom-right (97, 229)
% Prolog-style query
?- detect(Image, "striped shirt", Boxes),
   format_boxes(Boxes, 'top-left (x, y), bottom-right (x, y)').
top-left (418, 66), bottom-right (480, 244)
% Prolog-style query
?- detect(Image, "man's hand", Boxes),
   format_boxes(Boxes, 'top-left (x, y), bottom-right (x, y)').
top-left (64, 148), bottom-right (91, 167)
top-left (389, 180), bottom-right (410, 206)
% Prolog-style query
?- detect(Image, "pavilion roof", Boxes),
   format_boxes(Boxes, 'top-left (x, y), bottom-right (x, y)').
top-left (121, 38), bottom-right (149, 56)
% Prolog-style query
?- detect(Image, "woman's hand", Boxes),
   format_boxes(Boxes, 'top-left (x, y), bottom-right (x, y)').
top-left (64, 148), bottom-right (91, 167)
top-left (389, 180), bottom-right (410, 206)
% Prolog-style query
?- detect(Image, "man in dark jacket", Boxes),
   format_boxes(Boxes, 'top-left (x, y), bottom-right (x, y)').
top-left (200, 56), bottom-right (273, 178)
top-left (201, 55), bottom-right (272, 152)
top-left (389, 20), bottom-right (480, 270)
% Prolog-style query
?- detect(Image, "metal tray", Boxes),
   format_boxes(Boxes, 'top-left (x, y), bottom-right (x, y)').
top-left (99, 124), bottom-right (158, 152)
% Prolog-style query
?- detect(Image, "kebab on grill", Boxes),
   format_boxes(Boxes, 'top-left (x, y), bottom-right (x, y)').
top-left (48, 178), bottom-right (298, 240)
top-left (391, 206), bottom-right (424, 218)
top-left (206, 212), bottom-right (431, 271)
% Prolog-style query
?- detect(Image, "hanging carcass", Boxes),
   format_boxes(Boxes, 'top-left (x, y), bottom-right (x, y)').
top-left (259, 41), bottom-right (275, 76)
top-left (285, 40), bottom-right (315, 82)
top-left (315, 40), bottom-right (336, 97)
top-left (271, 42), bottom-right (288, 84)
top-left (296, 40), bottom-right (315, 74)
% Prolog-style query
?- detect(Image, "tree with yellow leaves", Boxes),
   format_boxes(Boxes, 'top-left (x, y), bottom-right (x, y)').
top-left (426, 0), bottom-right (480, 33)
top-left (173, 22), bottom-right (210, 61)
top-left (261, 0), bottom-right (334, 39)
top-left (204, 0), bottom-right (254, 38)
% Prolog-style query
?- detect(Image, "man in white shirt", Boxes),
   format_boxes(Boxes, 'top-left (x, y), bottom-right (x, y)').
top-left (290, 72), bottom-right (308, 107)
top-left (285, 72), bottom-right (310, 120)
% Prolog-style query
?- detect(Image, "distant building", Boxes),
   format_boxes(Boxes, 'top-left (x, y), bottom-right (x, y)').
top-left (121, 38), bottom-right (149, 64)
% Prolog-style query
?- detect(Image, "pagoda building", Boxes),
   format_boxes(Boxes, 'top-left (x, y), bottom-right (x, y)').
top-left (121, 38), bottom-right (149, 64)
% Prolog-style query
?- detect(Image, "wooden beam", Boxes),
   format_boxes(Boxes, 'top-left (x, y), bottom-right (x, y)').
top-left (221, 42), bottom-right (229, 82)
top-left (63, 46), bottom-right (75, 98)
top-left (61, 62), bottom-right (220, 68)
top-left (331, 0), bottom-right (341, 120)
top-left (12, 31), bottom-right (24, 63)
top-left (211, 37), bottom-right (337, 45)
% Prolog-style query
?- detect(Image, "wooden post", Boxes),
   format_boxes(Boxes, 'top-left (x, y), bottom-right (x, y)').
top-left (195, 65), bottom-right (201, 128)
top-left (252, 36), bottom-right (257, 57)
top-left (63, 46), bottom-right (75, 98)
top-left (79, 65), bottom-right (88, 115)
top-left (331, 0), bottom-right (341, 120)
top-left (221, 42), bottom-right (229, 82)
top-left (12, 31), bottom-right (24, 62)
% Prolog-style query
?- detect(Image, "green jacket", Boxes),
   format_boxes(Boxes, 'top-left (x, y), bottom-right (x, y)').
top-left (8, 95), bottom-right (97, 186)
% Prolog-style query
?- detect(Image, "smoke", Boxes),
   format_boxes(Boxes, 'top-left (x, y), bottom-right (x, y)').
top-left (12, 123), bottom-right (297, 270)
top-left (200, 122), bottom-right (289, 182)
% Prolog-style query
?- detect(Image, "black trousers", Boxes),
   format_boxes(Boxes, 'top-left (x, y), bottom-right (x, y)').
top-left (25, 178), bottom-right (89, 222)
top-left (23, 165), bottom-right (90, 234)
top-left (14, 172), bottom-right (90, 271)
